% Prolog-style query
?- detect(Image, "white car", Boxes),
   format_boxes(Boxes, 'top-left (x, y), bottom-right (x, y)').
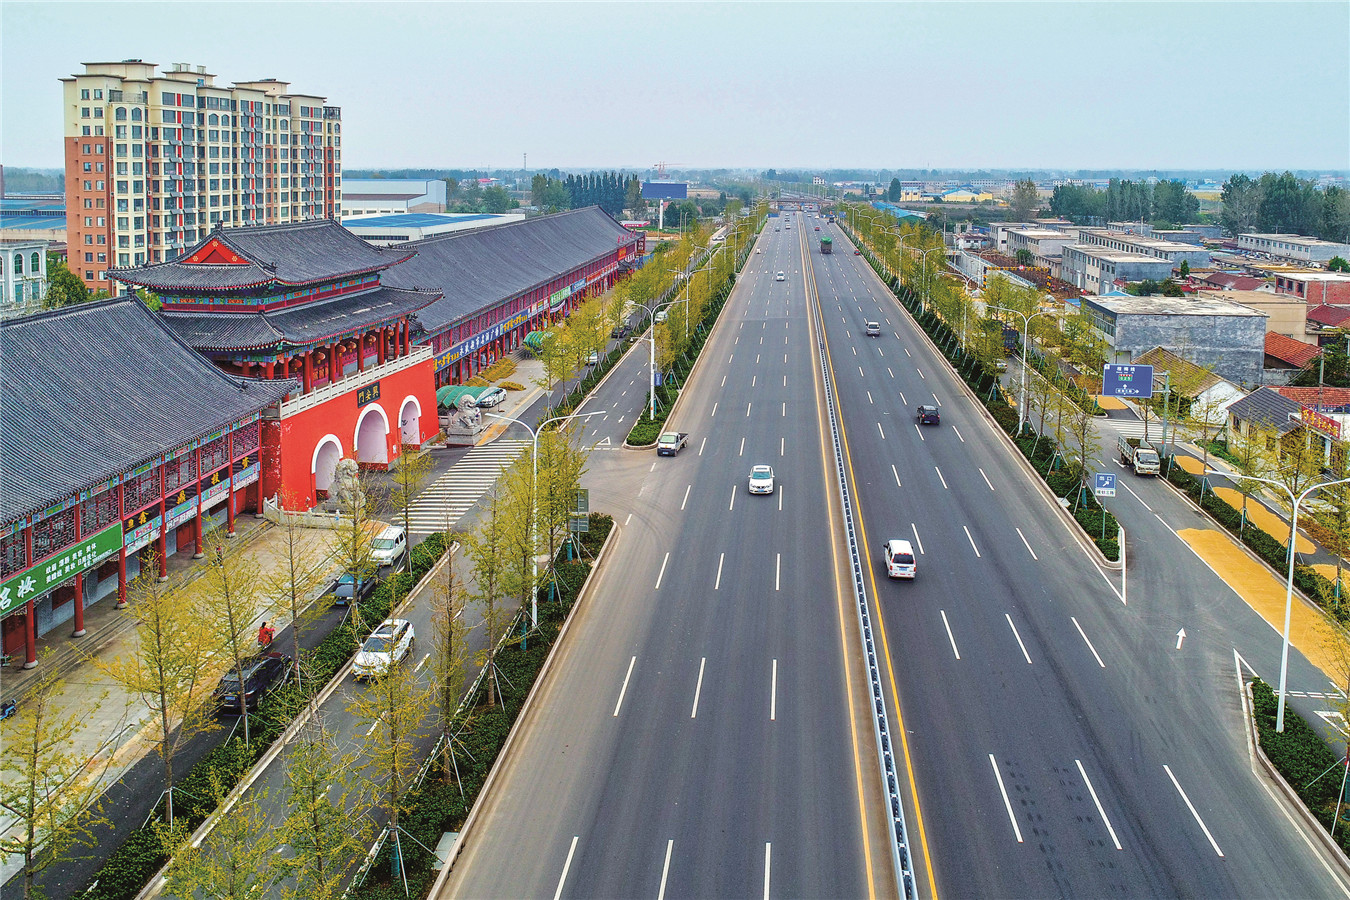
top-left (654, 309), bottom-right (669, 323)
top-left (587, 351), bottom-right (600, 365)
top-left (476, 387), bottom-right (507, 408)
top-left (748, 465), bottom-right (775, 494)
top-left (883, 539), bottom-right (916, 579)
top-left (353, 618), bottom-right (415, 680)
top-left (775, 272), bottom-right (785, 282)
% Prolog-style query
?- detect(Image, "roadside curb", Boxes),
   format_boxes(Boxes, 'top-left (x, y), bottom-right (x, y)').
top-left (135, 543), bottom-right (460, 899)
top-left (845, 228), bottom-right (1120, 571)
top-left (431, 522), bottom-right (619, 893)
top-left (1242, 679), bottom-right (1350, 883)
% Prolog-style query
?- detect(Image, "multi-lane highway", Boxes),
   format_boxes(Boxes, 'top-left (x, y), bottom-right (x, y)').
top-left (440, 216), bottom-right (896, 897)
top-left (810, 213), bottom-right (1350, 897)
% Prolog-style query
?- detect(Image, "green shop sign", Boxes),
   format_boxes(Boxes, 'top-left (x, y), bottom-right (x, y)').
top-left (0, 524), bottom-right (124, 616)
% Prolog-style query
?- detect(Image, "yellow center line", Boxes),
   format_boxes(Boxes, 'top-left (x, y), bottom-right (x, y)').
top-left (805, 219), bottom-right (938, 899)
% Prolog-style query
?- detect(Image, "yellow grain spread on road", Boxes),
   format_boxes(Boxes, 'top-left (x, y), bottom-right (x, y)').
top-left (1095, 395), bottom-right (1129, 410)
top-left (1172, 455), bottom-right (1206, 475)
top-left (1179, 528), bottom-right (1342, 680)
top-left (1211, 487), bottom-right (1315, 555)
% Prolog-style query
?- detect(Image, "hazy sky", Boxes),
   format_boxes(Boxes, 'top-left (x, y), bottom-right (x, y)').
top-left (4, 1), bottom-right (1347, 172)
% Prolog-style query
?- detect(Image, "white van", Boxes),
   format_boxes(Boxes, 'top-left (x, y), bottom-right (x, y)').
top-left (371, 525), bottom-right (407, 568)
top-left (883, 539), bottom-right (916, 579)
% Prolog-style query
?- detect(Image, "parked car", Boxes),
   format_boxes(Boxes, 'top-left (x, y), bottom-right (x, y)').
top-left (331, 572), bottom-right (376, 607)
top-left (916, 405), bottom-right (941, 425)
top-left (476, 387), bottom-right (508, 408)
top-left (611, 324), bottom-right (631, 339)
top-left (587, 351), bottom-right (600, 365)
top-left (370, 525), bottom-right (407, 568)
top-left (748, 464), bottom-right (775, 494)
top-left (214, 651), bottom-right (291, 713)
top-left (353, 618), bottom-right (416, 680)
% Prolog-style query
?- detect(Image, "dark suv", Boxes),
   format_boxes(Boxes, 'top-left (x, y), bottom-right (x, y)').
top-left (611, 323), bottom-right (631, 339)
top-left (916, 405), bottom-right (941, 425)
top-left (214, 651), bottom-right (291, 713)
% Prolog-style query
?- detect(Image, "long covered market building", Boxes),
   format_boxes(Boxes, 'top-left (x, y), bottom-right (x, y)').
top-left (0, 205), bottom-right (644, 665)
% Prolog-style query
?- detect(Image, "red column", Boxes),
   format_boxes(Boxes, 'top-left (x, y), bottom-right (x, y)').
top-left (157, 465), bottom-right (168, 581)
top-left (264, 360), bottom-right (275, 379)
top-left (226, 431), bottom-right (236, 537)
top-left (72, 504), bottom-right (86, 637)
top-left (192, 447), bottom-right (204, 559)
top-left (329, 343), bottom-right (339, 384)
top-left (378, 327), bottom-right (387, 364)
top-left (303, 353), bottom-right (314, 392)
top-left (357, 336), bottom-right (366, 373)
top-left (22, 600), bottom-right (36, 669)
top-left (116, 482), bottom-right (128, 609)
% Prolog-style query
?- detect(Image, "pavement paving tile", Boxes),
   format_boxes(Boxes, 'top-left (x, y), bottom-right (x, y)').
top-left (1095, 395), bottom-right (1129, 410)
top-left (1212, 486), bottom-right (1315, 554)
top-left (1180, 528), bottom-right (1343, 681)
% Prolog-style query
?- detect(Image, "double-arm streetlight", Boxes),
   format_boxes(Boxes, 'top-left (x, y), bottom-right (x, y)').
top-left (486, 409), bottom-right (606, 630)
top-left (1207, 469), bottom-right (1350, 732)
top-left (917, 246), bottom-right (945, 315)
top-left (985, 303), bottom-right (1052, 437)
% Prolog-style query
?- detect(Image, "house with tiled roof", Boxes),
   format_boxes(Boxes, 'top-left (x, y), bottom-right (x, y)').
top-left (1264, 333), bottom-right (1322, 381)
top-left (1277, 386), bottom-right (1350, 413)
top-left (108, 218), bottom-right (443, 511)
top-left (1133, 347), bottom-right (1244, 424)
top-left (0, 298), bottom-right (292, 666)
top-left (1227, 385), bottom-right (1346, 471)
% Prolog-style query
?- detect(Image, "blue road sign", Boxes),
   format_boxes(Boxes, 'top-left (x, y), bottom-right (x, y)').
top-left (1094, 472), bottom-right (1117, 498)
top-left (1102, 364), bottom-right (1154, 398)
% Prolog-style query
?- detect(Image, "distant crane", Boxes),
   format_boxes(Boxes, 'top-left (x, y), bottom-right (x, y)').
top-left (652, 162), bottom-right (684, 180)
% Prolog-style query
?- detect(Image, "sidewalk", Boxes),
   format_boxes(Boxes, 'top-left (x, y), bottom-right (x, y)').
top-left (0, 515), bottom-right (343, 883)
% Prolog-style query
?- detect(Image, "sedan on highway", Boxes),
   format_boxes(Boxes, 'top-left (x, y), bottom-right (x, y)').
top-left (748, 465), bottom-right (775, 494)
top-left (353, 618), bottom-right (415, 680)
top-left (865, 321), bottom-right (881, 337)
top-left (775, 271), bottom-right (786, 282)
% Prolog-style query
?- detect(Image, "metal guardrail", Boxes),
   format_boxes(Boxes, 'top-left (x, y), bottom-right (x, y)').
top-left (806, 236), bottom-right (916, 897)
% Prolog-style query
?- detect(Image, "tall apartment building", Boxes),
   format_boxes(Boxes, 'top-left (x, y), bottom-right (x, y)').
top-left (61, 60), bottom-right (342, 292)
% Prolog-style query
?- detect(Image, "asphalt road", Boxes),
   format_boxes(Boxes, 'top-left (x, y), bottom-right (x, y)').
top-left (441, 214), bottom-right (893, 898)
top-left (814, 217), bottom-right (1350, 897)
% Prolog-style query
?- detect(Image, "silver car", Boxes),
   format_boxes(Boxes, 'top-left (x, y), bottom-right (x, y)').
top-left (353, 618), bottom-right (415, 680)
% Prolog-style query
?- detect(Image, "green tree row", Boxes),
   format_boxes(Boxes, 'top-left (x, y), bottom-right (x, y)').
top-left (1048, 178), bottom-right (1200, 227)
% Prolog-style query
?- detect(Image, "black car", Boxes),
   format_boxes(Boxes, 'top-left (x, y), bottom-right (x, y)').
top-left (331, 572), bottom-right (376, 607)
top-left (611, 323), bottom-right (631, 339)
top-left (214, 651), bottom-right (291, 713)
top-left (916, 405), bottom-right (941, 426)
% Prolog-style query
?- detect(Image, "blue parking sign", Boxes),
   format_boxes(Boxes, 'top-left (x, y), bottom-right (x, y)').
top-left (1094, 472), bottom-right (1117, 498)
top-left (1102, 364), bottom-right (1154, 398)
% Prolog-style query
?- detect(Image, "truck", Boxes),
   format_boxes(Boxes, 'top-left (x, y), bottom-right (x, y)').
top-left (657, 432), bottom-right (688, 456)
top-left (820, 236), bottom-right (833, 254)
top-left (1118, 435), bottom-right (1161, 475)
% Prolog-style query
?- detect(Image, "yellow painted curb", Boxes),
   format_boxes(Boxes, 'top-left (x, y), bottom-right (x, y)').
top-left (1095, 395), bottom-right (1128, 411)
top-left (1179, 528), bottom-right (1344, 682)
top-left (1212, 487), bottom-right (1315, 555)
top-left (1172, 455), bottom-right (1206, 475)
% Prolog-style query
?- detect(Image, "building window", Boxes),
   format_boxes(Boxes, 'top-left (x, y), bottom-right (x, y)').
top-left (12, 254), bottom-right (22, 274)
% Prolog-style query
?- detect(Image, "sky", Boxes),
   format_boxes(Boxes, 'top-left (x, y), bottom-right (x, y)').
top-left (3, 1), bottom-right (1348, 173)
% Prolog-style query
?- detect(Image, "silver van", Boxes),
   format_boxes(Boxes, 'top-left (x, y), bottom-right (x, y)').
top-left (371, 525), bottom-right (407, 568)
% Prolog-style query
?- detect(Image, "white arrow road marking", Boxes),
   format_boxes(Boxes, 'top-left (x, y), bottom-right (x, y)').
top-left (1176, 628), bottom-right (1187, 650)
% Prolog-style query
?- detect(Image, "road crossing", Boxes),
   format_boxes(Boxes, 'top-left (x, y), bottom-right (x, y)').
top-left (405, 439), bottom-right (529, 534)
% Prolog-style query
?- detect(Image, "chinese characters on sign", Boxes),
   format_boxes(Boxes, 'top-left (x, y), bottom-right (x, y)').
top-left (0, 524), bottom-right (124, 615)
top-left (356, 382), bottom-right (381, 407)
top-left (1101, 364), bottom-right (1155, 399)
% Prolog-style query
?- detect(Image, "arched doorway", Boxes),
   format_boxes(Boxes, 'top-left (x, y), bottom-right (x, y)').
top-left (354, 405), bottom-right (390, 467)
top-left (399, 396), bottom-right (423, 446)
top-left (312, 435), bottom-right (344, 502)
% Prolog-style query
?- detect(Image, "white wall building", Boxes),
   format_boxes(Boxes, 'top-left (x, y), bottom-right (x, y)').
top-left (1, 240), bottom-right (48, 319)
top-left (1238, 233), bottom-right (1350, 265)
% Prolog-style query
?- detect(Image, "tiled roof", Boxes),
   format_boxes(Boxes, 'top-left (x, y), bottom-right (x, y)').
top-left (1133, 347), bottom-right (1229, 394)
top-left (383, 207), bottom-right (638, 334)
top-left (1264, 332), bottom-right (1322, 368)
top-left (1202, 273), bottom-right (1265, 291)
top-left (1308, 305), bottom-right (1350, 327)
top-left (1277, 386), bottom-right (1350, 412)
top-left (0, 298), bottom-right (294, 525)
top-left (107, 219), bottom-right (412, 291)
top-left (161, 286), bottom-right (439, 352)
top-left (1226, 386), bottom-right (1302, 434)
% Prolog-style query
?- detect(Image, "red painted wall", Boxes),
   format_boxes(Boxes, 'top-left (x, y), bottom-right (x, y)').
top-left (260, 356), bottom-right (437, 509)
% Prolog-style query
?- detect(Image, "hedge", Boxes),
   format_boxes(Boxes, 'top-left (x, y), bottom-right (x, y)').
top-left (85, 533), bottom-right (453, 900)
top-left (349, 514), bottom-right (614, 900)
top-left (1161, 458), bottom-right (1349, 623)
top-left (1251, 677), bottom-right (1350, 855)
top-left (844, 224), bottom-right (1119, 561)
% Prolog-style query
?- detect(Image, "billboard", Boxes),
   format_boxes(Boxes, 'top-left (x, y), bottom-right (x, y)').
top-left (641, 181), bottom-right (689, 200)
top-left (1102, 364), bottom-right (1154, 398)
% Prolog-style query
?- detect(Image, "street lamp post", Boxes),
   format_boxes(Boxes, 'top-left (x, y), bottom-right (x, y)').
top-left (918, 246), bottom-right (944, 315)
top-left (1207, 470), bottom-right (1350, 732)
top-left (985, 303), bottom-right (1051, 437)
top-left (485, 409), bottom-right (606, 630)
